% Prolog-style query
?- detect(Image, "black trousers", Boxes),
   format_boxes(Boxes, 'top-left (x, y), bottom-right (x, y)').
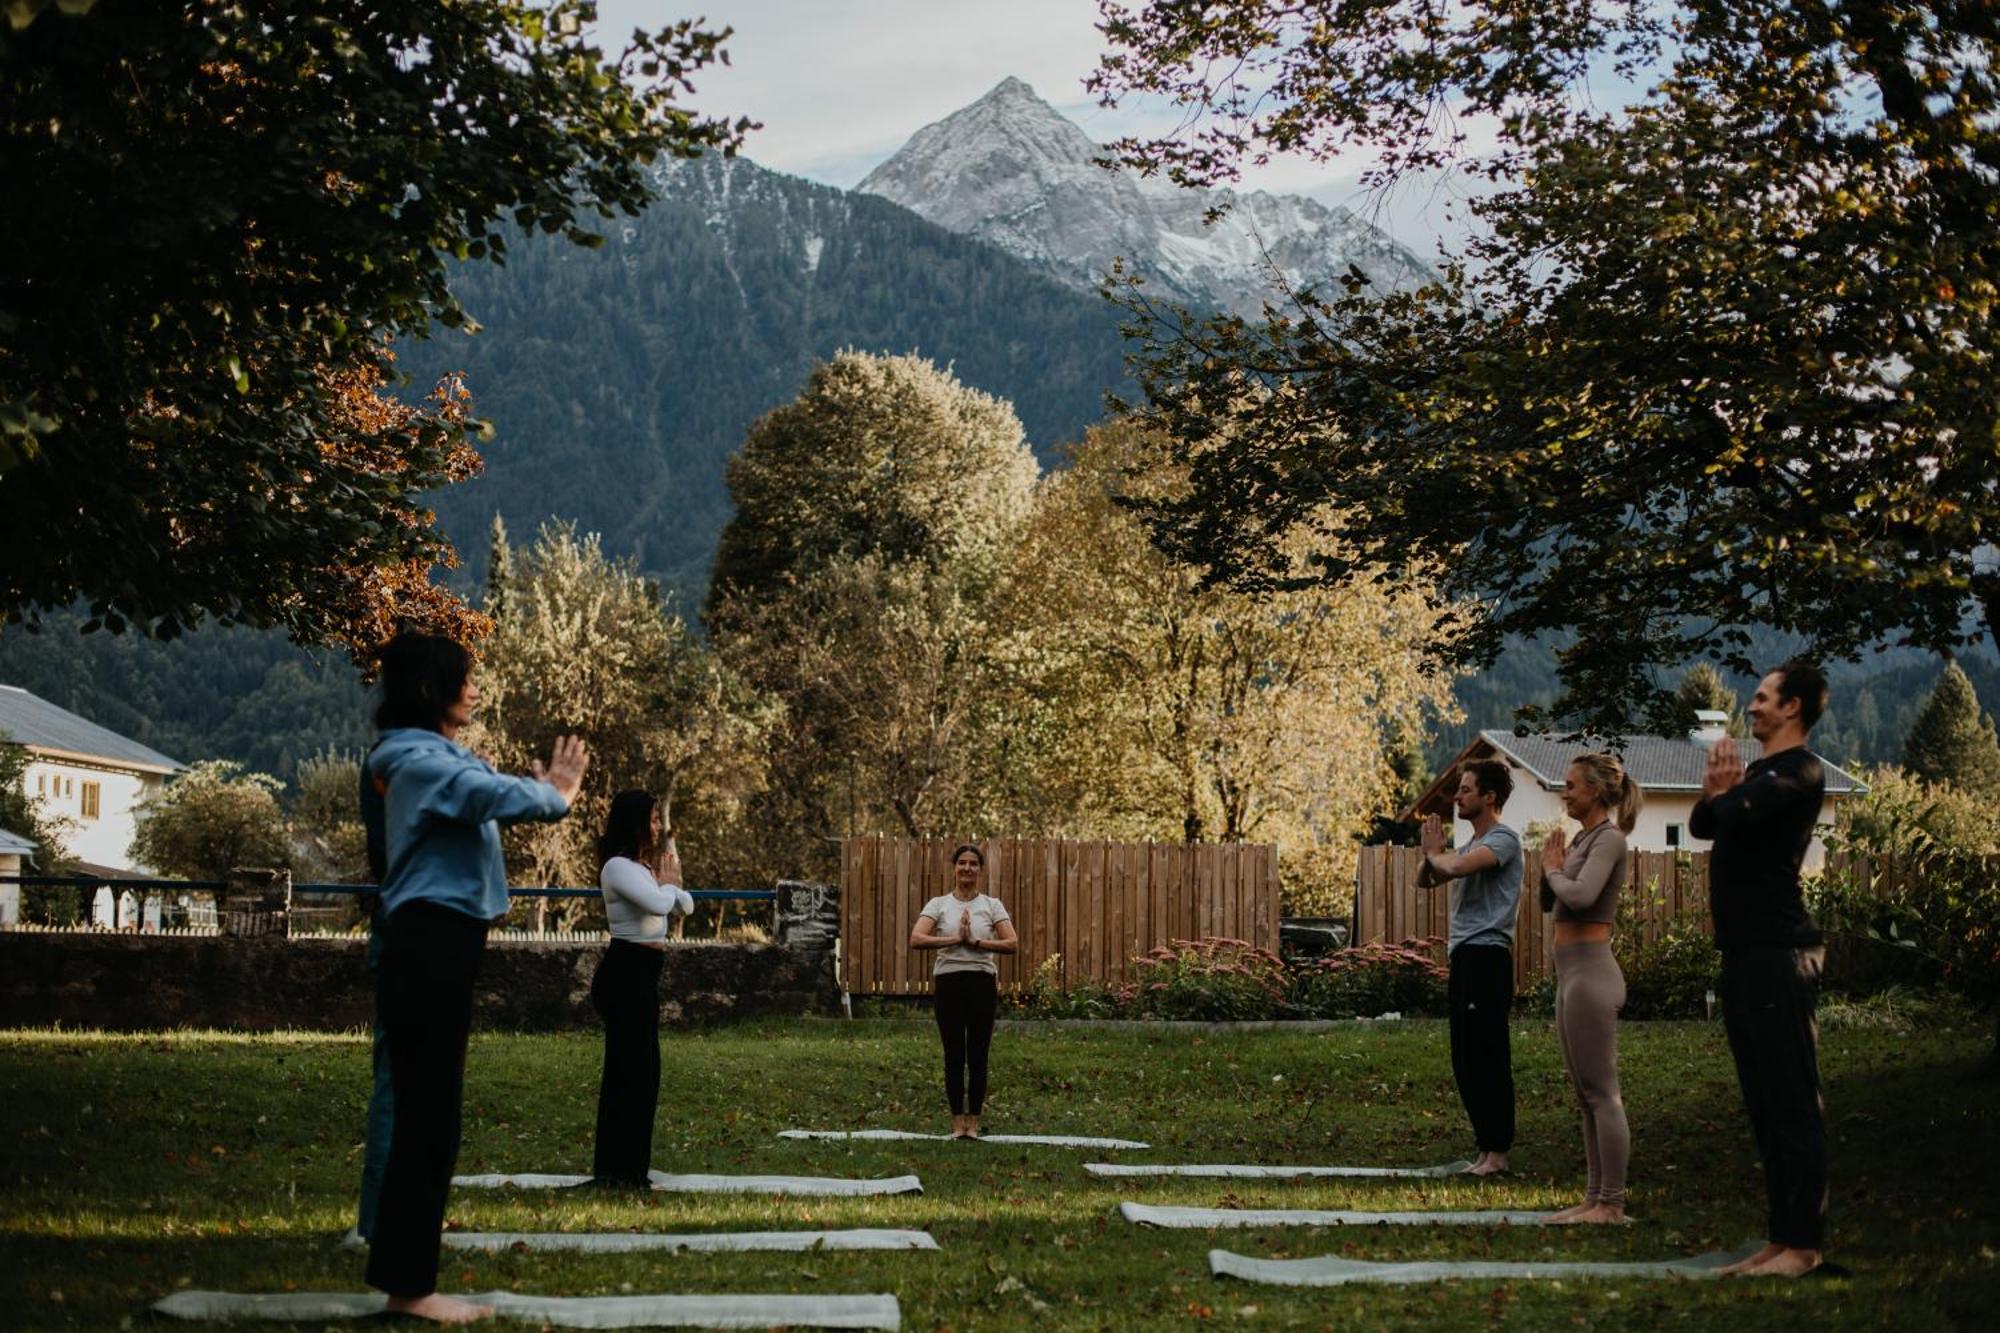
top-left (590, 939), bottom-right (664, 1183)
top-left (364, 901), bottom-right (489, 1298)
top-left (1721, 945), bottom-right (1828, 1250)
top-left (933, 971), bottom-right (999, 1115)
top-left (1448, 943), bottom-right (1516, 1153)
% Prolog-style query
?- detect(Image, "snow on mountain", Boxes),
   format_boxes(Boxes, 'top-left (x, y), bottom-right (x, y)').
top-left (858, 77), bottom-right (1435, 316)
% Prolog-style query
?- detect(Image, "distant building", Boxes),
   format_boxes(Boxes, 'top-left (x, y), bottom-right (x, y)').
top-left (0, 684), bottom-right (185, 877)
top-left (0, 826), bottom-right (36, 926)
top-left (1402, 711), bottom-right (1869, 866)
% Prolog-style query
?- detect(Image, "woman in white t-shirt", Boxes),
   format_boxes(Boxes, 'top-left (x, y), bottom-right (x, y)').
top-left (589, 790), bottom-right (694, 1185)
top-left (910, 843), bottom-right (1018, 1138)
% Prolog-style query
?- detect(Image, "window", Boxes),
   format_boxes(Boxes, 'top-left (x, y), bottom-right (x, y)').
top-left (1665, 823), bottom-right (1684, 849)
top-left (65, 777), bottom-right (74, 798)
top-left (81, 781), bottom-right (100, 820)
top-left (36, 774), bottom-right (45, 795)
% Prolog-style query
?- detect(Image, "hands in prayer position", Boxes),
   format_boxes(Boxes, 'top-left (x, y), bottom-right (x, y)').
top-left (1702, 737), bottom-right (1746, 801)
top-left (1420, 813), bottom-right (1447, 856)
top-left (1543, 825), bottom-right (1568, 866)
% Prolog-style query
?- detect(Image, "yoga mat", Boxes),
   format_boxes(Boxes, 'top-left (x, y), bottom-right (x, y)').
top-left (1122, 1202), bottom-right (1548, 1228)
top-left (451, 1168), bottom-right (924, 1196)
top-left (1209, 1244), bottom-right (1761, 1287)
top-left (1085, 1160), bottom-right (1472, 1180)
top-left (444, 1228), bottom-right (939, 1253)
top-left (780, 1129), bottom-right (1149, 1150)
top-left (154, 1289), bottom-right (902, 1328)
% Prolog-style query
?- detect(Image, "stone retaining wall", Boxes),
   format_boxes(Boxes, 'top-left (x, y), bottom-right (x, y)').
top-left (0, 932), bottom-right (839, 1032)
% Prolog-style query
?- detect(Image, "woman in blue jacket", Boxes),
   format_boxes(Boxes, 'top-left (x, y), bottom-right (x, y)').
top-left (363, 633), bottom-right (588, 1324)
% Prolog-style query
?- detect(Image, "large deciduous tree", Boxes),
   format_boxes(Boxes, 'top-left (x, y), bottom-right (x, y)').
top-left (1090, 0), bottom-right (2000, 733)
top-left (1, 0), bottom-right (748, 647)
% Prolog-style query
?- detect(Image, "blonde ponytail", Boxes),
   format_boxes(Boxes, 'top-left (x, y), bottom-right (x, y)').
top-left (1572, 753), bottom-right (1643, 833)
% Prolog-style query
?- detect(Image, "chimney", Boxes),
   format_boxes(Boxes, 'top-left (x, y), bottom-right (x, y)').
top-left (1689, 709), bottom-right (1729, 749)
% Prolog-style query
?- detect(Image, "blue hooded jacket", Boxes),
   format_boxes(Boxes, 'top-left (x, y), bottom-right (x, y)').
top-left (367, 728), bottom-right (570, 920)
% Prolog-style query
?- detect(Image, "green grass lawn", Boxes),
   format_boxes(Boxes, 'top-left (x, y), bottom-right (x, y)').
top-left (0, 1014), bottom-right (1994, 1329)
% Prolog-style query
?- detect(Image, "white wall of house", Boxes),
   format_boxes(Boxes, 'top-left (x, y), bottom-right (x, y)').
top-left (0, 852), bottom-right (18, 925)
top-left (1450, 763), bottom-right (1844, 867)
top-left (23, 757), bottom-right (164, 872)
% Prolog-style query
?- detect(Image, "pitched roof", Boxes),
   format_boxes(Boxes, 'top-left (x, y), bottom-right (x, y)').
top-left (1401, 729), bottom-right (1869, 820)
top-left (0, 826), bottom-right (37, 856)
top-left (0, 685), bottom-right (183, 774)
top-left (1481, 730), bottom-right (1867, 795)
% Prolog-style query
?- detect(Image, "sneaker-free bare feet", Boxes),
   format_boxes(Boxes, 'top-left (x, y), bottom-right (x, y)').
top-left (966, 1115), bottom-right (982, 1138)
top-left (1718, 1242), bottom-right (1786, 1275)
top-left (1541, 1200), bottom-right (1595, 1223)
top-left (1568, 1203), bottom-right (1629, 1225)
top-left (1748, 1247), bottom-right (1822, 1277)
top-left (383, 1293), bottom-right (492, 1324)
top-left (1465, 1152), bottom-right (1510, 1177)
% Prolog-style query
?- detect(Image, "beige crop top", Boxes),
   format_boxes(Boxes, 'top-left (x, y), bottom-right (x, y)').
top-left (1541, 822), bottom-right (1627, 924)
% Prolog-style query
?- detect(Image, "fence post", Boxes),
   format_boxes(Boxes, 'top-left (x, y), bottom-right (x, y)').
top-left (222, 867), bottom-right (291, 938)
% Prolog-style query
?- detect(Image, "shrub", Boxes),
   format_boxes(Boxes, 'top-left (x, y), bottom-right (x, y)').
top-left (1009, 954), bottom-right (1118, 1020)
top-left (1123, 938), bottom-right (1289, 1021)
top-left (1287, 938), bottom-right (1448, 1018)
top-left (1615, 921), bottom-right (1720, 1019)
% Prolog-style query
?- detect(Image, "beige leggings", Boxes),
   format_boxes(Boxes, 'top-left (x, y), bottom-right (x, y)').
top-left (1554, 940), bottom-right (1629, 1207)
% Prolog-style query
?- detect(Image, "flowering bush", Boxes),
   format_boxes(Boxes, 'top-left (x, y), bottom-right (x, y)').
top-left (1287, 938), bottom-right (1449, 1018)
top-left (1122, 938), bottom-right (1290, 1021)
top-left (1008, 954), bottom-right (1119, 1019)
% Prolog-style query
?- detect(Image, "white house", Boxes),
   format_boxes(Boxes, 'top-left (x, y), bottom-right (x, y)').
top-left (0, 684), bottom-right (184, 876)
top-left (1402, 712), bottom-right (1868, 866)
top-left (0, 825), bottom-right (36, 926)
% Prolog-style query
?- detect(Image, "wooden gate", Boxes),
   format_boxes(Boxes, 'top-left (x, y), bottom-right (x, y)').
top-left (839, 835), bottom-right (1280, 995)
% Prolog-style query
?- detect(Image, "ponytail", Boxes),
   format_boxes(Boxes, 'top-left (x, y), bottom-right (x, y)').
top-left (1572, 753), bottom-right (1643, 833)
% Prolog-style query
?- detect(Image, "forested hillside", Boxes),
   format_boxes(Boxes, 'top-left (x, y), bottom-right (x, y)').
top-left (404, 154), bottom-right (1132, 598)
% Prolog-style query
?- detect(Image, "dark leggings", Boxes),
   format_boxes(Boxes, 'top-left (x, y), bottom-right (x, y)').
top-left (1447, 943), bottom-right (1516, 1153)
top-left (365, 901), bottom-right (488, 1298)
top-left (1721, 945), bottom-right (1828, 1250)
top-left (933, 970), bottom-right (999, 1115)
top-left (590, 940), bottom-right (664, 1183)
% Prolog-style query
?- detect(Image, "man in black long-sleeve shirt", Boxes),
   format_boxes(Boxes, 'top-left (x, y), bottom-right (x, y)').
top-left (1691, 660), bottom-right (1831, 1278)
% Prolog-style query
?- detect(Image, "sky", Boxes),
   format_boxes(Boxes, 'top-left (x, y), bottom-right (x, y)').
top-left (591, 0), bottom-right (1494, 261)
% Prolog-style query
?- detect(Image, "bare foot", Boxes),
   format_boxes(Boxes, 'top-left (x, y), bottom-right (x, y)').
top-left (1465, 1152), bottom-right (1510, 1177)
top-left (383, 1292), bottom-right (493, 1324)
top-left (1541, 1201), bottom-right (1595, 1223)
top-left (1718, 1242), bottom-right (1786, 1275)
top-left (1747, 1247), bottom-right (1822, 1277)
top-left (966, 1115), bottom-right (982, 1138)
top-left (1568, 1203), bottom-right (1629, 1225)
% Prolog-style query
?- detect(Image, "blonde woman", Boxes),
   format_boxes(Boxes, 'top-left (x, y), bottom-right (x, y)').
top-left (910, 844), bottom-right (1018, 1138)
top-left (1539, 753), bottom-right (1641, 1224)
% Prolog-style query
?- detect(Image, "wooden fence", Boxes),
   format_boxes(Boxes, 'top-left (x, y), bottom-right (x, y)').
top-left (839, 835), bottom-right (1280, 995)
top-left (1351, 846), bottom-right (1913, 991)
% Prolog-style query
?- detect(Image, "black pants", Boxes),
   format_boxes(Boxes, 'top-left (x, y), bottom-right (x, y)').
top-left (1448, 943), bottom-right (1516, 1153)
top-left (1721, 945), bottom-right (1828, 1250)
top-left (933, 971), bottom-right (999, 1115)
top-left (591, 940), bottom-right (664, 1183)
top-left (365, 901), bottom-right (489, 1298)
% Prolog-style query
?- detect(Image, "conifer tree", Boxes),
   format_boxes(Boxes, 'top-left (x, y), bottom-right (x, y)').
top-left (1673, 664), bottom-right (1748, 739)
top-left (1901, 662), bottom-right (2000, 799)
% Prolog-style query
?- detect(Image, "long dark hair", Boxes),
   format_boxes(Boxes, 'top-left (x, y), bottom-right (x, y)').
top-left (373, 632), bottom-right (472, 732)
top-left (597, 789), bottom-right (656, 867)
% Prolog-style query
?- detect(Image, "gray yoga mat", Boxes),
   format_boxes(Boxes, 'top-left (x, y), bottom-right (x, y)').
top-left (451, 1168), bottom-right (924, 1196)
top-left (1122, 1202), bottom-right (1548, 1228)
top-left (1209, 1244), bottom-right (1761, 1287)
top-left (154, 1289), bottom-right (902, 1328)
top-left (1085, 1160), bottom-right (1473, 1180)
top-left (443, 1227), bottom-right (939, 1253)
top-left (781, 1129), bottom-right (1149, 1150)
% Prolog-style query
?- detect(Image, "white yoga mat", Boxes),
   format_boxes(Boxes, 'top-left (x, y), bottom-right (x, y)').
top-left (1122, 1202), bottom-right (1548, 1228)
top-left (451, 1169), bottom-right (924, 1196)
top-left (444, 1228), bottom-right (939, 1253)
top-left (781, 1129), bottom-right (1149, 1150)
top-left (1209, 1245), bottom-right (1759, 1287)
top-left (1085, 1160), bottom-right (1472, 1180)
top-left (154, 1289), bottom-right (902, 1328)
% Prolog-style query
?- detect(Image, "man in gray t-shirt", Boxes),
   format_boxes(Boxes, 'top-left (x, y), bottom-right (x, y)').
top-left (1419, 758), bottom-right (1524, 1176)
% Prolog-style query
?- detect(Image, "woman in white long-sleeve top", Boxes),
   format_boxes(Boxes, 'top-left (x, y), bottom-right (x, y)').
top-left (1539, 753), bottom-right (1641, 1224)
top-left (590, 790), bottom-right (694, 1185)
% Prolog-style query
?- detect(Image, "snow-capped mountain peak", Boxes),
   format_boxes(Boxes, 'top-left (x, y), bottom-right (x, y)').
top-left (858, 78), bottom-right (1434, 315)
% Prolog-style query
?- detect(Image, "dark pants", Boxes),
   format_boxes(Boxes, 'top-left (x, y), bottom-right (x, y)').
top-left (933, 971), bottom-right (999, 1115)
top-left (590, 940), bottom-right (664, 1183)
top-left (1448, 943), bottom-right (1516, 1153)
top-left (364, 901), bottom-right (488, 1298)
top-left (1721, 945), bottom-right (1828, 1250)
